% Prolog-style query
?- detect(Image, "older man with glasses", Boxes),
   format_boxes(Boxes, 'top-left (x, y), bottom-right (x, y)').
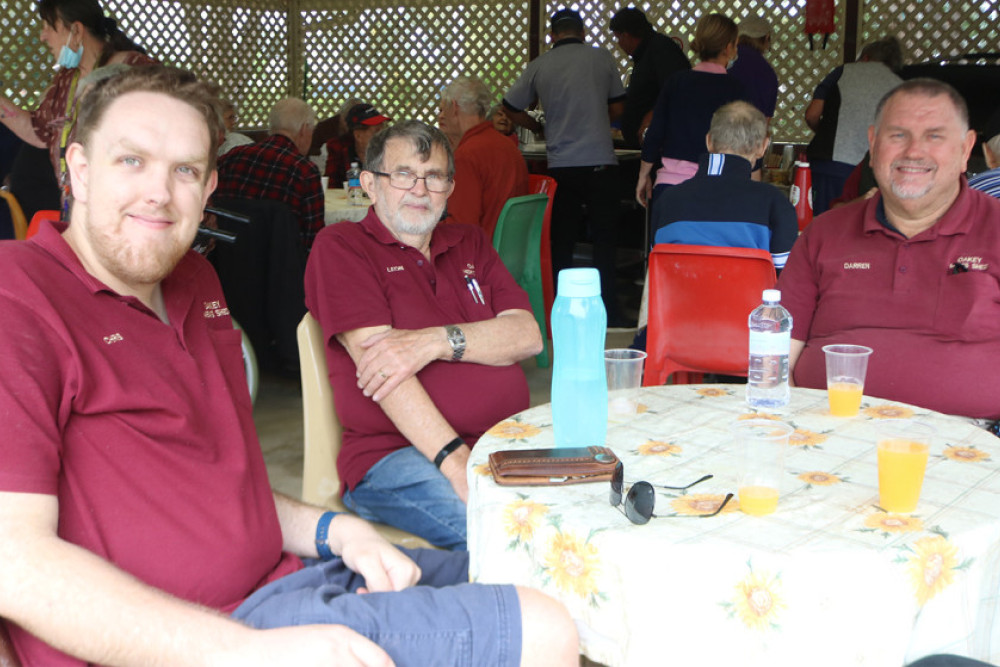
top-left (304, 120), bottom-right (543, 551)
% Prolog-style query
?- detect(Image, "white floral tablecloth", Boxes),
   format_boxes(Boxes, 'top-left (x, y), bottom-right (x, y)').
top-left (323, 189), bottom-right (369, 225)
top-left (467, 385), bottom-right (1000, 667)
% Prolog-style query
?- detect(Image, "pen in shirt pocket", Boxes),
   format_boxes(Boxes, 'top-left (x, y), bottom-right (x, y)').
top-left (464, 275), bottom-right (485, 304)
top-left (947, 262), bottom-right (969, 275)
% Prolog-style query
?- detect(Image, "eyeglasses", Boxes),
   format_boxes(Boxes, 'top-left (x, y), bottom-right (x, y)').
top-left (610, 462), bottom-right (732, 524)
top-left (370, 170), bottom-right (453, 193)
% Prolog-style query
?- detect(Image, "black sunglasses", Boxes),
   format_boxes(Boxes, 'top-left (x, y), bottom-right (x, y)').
top-left (610, 461), bottom-right (733, 524)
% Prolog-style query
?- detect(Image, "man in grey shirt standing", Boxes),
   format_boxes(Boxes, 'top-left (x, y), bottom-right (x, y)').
top-left (503, 8), bottom-right (630, 326)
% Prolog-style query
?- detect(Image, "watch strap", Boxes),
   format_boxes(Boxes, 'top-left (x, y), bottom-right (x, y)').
top-left (434, 437), bottom-right (466, 468)
top-left (315, 510), bottom-right (341, 560)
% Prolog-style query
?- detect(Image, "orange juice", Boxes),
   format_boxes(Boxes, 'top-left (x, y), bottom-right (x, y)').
top-left (828, 381), bottom-right (863, 416)
top-left (877, 439), bottom-right (930, 512)
top-left (738, 485), bottom-right (779, 516)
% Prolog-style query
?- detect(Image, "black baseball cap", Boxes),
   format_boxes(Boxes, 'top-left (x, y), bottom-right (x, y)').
top-left (550, 8), bottom-right (583, 32)
top-left (346, 103), bottom-right (389, 130)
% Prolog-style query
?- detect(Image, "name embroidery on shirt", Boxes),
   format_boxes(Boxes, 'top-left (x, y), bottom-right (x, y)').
top-left (386, 265), bottom-right (404, 273)
top-left (843, 262), bottom-right (870, 270)
top-left (103, 333), bottom-right (124, 345)
top-left (955, 256), bottom-right (989, 271)
top-left (463, 263), bottom-right (476, 278)
top-left (202, 300), bottom-right (230, 318)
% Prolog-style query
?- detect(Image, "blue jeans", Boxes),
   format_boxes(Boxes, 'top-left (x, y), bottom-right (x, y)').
top-left (233, 549), bottom-right (522, 667)
top-left (342, 446), bottom-right (468, 550)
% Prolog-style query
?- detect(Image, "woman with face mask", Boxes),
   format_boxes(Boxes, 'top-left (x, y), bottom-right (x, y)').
top-left (635, 12), bottom-right (749, 211)
top-left (0, 0), bottom-right (156, 209)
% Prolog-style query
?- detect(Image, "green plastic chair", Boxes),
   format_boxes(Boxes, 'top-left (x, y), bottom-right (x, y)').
top-left (492, 193), bottom-right (552, 367)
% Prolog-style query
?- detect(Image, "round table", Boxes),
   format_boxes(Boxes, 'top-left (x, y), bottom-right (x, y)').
top-left (467, 385), bottom-right (1000, 667)
top-left (324, 189), bottom-right (369, 224)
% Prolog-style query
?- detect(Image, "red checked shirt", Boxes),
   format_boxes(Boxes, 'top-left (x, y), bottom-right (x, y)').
top-left (304, 209), bottom-right (532, 491)
top-left (216, 134), bottom-right (324, 249)
top-left (323, 133), bottom-right (360, 186)
top-left (778, 181), bottom-right (1000, 419)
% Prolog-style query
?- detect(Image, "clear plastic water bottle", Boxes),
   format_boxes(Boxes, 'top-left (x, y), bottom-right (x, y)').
top-left (347, 162), bottom-right (364, 205)
top-left (551, 268), bottom-right (608, 448)
top-left (746, 289), bottom-right (792, 409)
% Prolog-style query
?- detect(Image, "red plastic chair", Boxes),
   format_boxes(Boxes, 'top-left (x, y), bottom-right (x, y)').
top-left (527, 174), bottom-right (556, 343)
top-left (26, 210), bottom-right (61, 240)
top-left (644, 244), bottom-right (776, 386)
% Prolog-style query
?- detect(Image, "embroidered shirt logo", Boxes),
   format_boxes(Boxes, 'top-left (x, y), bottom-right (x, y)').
top-left (954, 256), bottom-right (989, 271)
top-left (202, 300), bottom-right (230, 319)
top-left (843, 262), bottom-right (870, 270)
top-left (386, 265), bottom-right (404, 273)
top-left (103, 333), bottom-right (124, 345)
top-left (463, 262), bottom-right (476, 278)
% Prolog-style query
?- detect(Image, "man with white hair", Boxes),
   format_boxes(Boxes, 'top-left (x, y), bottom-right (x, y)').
top-left (305, 120), bottom-right (542, 551)
top-left (216, 97), bottom-right (324, 249)
top-left (779, 79), bottom-right (1000, 424)
top-left (651, 100), bottom-right (797, 269)
top-left (438, 76), bottom-right (528, 239)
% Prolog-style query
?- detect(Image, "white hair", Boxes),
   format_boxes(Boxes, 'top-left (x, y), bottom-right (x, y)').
top-left (441, 76), bottom-right (493, 119)
top-left (268, 98), bottom-right (317, 135)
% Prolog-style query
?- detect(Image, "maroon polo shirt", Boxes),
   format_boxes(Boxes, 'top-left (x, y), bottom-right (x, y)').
top-left (304, 209), bottom-right (532, 491)
top-left (443, 120), bottom-right (529, 240)
top-left (0, 222), bottom-right (301, 666)
top-left (778, 181), bottom-right (1000, 419)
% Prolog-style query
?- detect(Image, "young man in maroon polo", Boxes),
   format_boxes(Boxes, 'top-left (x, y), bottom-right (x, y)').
top-left (305, 120), bottom-right (543, 551)
top-left (0, 66), bottom-right (576, 666)
top-left (779, 78), bottom-right (1000, 423)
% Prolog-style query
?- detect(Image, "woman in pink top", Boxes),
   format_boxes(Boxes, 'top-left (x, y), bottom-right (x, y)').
top-left (635, 13), bottom-right (748, 209)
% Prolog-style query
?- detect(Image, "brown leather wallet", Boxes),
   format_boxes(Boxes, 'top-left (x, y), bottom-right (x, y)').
top-left (488, 446), bottom-right (619, 486)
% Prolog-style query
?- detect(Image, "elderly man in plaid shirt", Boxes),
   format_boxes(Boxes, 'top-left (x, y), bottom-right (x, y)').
top-left (216, 97), bottom-right (324, 250)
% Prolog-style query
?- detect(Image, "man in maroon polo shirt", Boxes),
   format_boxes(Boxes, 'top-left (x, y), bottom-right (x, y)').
top-left (0, 66), bottom-right (578, 667)
top-left (779, 78), bottom-right (1000, 422)
top-left (437, 76), bottom-right (529, 240)
top-left (305, 120), bottom-right (543, 551)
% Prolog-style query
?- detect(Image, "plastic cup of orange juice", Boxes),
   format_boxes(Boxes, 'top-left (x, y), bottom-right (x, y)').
top-left (877, 420), bottom-right (934, 513)
top-left (822, 344), bottom-right (873, 417)
top-left (733, 419), bottom-right (794, 516)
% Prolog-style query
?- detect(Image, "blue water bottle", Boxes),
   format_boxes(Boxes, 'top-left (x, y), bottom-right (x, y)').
top-left (551, 268), bottom-right (608, 448)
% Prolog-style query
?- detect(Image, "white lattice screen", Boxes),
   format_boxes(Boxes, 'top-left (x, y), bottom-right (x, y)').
top-left (2, 0), bottom-right (998, 144)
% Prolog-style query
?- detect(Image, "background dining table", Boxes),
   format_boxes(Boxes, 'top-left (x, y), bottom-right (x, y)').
top-left (467, 384), bottom-right (1000, 667)
top-left (324, 188), bottom-right (369, 225)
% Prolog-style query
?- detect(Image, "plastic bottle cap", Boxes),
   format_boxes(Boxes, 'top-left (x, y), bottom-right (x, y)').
top-left (763, 288), bottom-right (781, 302)
top-left (557, 268), bottom-right (601, 298)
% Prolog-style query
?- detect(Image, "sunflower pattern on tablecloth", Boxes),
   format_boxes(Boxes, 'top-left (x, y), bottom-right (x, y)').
top-left (896, 533), bottom-right (973, 606)
top-left (788, 428), bottom-right (829, 449)
top-left (637, 440), bottom-right (682, 457)
top-left (862, 405), bottom-right (914, 420)
top-left (539, 524), bottom-right (607, 608)
top-left (486, 418), bottom-right (543, 441)
top-left (670, 493), bottom-right (738, 516)
top-left (721, 560), bottom-right (786, 632)
top-left (859, 512), bottom-right (925, 537)
top-left (797, 471), bottom-right (843, 486)
top-left (502, 495), bottom-right (549, 551)
top-left (941, 445), bottom-right (992, 463)
top-left (694, 386), bottom-right (732, 398)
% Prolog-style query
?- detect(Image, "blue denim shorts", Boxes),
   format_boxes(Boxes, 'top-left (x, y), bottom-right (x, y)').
top-left (233, 548), bottom-right (521, 667)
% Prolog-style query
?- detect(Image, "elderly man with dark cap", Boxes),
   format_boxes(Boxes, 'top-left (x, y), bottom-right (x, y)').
top-left (324, 102), bottom-right (390, 187)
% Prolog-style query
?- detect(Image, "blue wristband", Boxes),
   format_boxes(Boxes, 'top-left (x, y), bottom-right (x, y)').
top-left (315, 510), bottom-right (341, 561)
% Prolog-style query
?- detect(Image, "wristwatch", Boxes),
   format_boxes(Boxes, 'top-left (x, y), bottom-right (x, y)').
top-left (445, 325), bottom-right (466, 362)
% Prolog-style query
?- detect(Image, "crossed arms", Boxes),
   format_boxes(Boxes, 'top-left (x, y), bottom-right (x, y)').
top-left (337, 309), bottom-right (541, 501)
